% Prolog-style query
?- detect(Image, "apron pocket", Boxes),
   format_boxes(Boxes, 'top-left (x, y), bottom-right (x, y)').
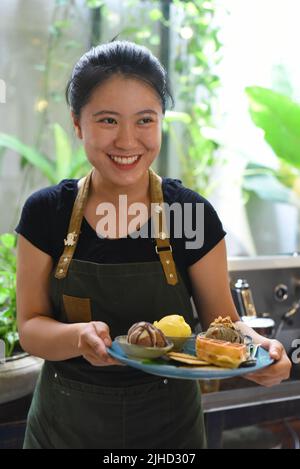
top-left (62, 294), bottom-right (92, 322)
top-left (51, 378), bottom-right (123, 449)
top-left (123, 381), bottom-right (170, 449)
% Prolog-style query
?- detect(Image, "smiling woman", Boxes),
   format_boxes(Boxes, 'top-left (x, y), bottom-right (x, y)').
top-left (15, 39), bottom-right (291, 450)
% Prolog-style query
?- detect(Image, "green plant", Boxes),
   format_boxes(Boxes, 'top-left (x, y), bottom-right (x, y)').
top-left (1, 0), bottom-right (224, 209)
top-left (0, 123), bottom-right (90, 185)
top-left (171, 0), bottom-right (224, 197)
top-left (0, 233), bottom-right (18, 358)
top-left (244, 86), bottom-right (300, 203)
top-left (90, 0), bottom-right (224, 196)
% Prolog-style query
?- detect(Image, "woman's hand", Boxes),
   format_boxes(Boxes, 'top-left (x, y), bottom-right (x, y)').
top-left (78, 321), bottom-right (121, 366)
top-left (245, 339), bottom-right (292, 387)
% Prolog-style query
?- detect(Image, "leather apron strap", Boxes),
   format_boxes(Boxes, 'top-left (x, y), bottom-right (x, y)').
top-left (55, 168), bottom-right (178, 285)
top-left (54, 169), bottom-right (93, 279)
top-left (149, 167), bottom-right (178, 286)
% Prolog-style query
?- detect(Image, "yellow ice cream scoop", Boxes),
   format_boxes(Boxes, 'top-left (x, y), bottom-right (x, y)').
top-left (153, 315), bottom-right (191, 338)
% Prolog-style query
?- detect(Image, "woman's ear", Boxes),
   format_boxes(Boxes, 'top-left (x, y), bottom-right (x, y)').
top-left (71, 111), bottom-right (83, 139)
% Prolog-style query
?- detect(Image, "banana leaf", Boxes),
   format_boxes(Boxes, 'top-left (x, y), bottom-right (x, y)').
top-left (245, 86), bottom-right (300, 170)
top-left (54, 123), bottom-right (72, 181)
top-left (0, 133), bottom-right (55, 182)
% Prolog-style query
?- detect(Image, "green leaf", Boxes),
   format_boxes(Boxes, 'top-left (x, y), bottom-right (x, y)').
top-left (53, 20), bottom-right (71, 30)
top-left (54, 123), bottom-right (72, 180)
top-left (0, 325), bottom-right (10, 337)
top-left (69, 146), bottom-right (90, 178)
top-left (141, 359), bottom-right (167, 366)
top-left (0, 271), bottom-right (16, 282)
top-left (136, 30), bottom-right (151, 40)
top-left (5, 331), bottom-right (18, 345)
top-left (85, 0), bottom-right (104, 8)
top-left (0, 311), bottom-right (13, 323)
top-left (0, 230), bottom-right (17, 355)
top-left (149, 9), bottom-right (163, 21)
top-left (164, 111), bottom-right (192, 124)
top-left (0, 233), bottom-right (16, 249)
top-left (49, 25), bottom-right (62, 39)
top-left (243, 172), bottom-right (292, 203)
top-left (149, 36), bottom-right (160, 46)
top-left (245, 86), bottom-right (300, 170)
top-left (0, 133), bottom-right (55, 182)
top-left (0, 290), bottom-right (10, 305)
top-left (186, 2), bottom-right (198, 15)
top-left (5, 331), bottom-right (19, 356)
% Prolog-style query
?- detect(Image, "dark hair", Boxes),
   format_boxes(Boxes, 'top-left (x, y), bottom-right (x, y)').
top-left (66, 40), bottom-right (174, 117)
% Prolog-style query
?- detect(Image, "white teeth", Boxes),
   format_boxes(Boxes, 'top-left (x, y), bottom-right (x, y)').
top-left (108, 155), bottom-right (140, 165)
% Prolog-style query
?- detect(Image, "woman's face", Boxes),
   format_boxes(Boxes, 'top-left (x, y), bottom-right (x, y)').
top-left (73, 74), bottom-right (163, 188)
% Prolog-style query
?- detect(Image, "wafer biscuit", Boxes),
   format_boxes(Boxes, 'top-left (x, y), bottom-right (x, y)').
top-left (166, 351), bottom-right (210, 366)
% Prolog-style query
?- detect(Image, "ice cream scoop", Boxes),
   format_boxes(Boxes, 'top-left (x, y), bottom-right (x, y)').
top-left (127, 322), bottom-right (167, 347)
top-left (205, 316), bottom-right (245, 344)
top-left (153, 315), bottom-right (192, 338)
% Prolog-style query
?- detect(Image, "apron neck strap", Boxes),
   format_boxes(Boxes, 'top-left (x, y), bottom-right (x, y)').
top-left (55, 168), bottom-right (178, 285)
top-left (149, 168), bottom-right (178, 286)
top-left (54, 169), bottom-right (93, 279)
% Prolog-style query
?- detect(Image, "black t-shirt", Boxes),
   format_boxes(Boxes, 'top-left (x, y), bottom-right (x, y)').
top-left (15, 177), bottom-right (226, 296)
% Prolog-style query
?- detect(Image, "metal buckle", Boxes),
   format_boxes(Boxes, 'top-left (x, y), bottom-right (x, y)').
top-left (155, 245), bottom-right (173, 254)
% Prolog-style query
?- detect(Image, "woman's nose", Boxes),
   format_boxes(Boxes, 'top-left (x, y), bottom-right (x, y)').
top-left (114, 123), bottom-right (138, 148)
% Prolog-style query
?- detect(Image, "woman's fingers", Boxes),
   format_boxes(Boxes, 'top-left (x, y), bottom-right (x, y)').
top-left (81, 325), bottom-right (106, 357)
top-left (78, 321), bottom-right (120, 366)
top-left (268, 340), bottom-right (284, 361)
top-left (245, 346), bottom-right (292, 387)
top-left (92, 321), bottom-right (112, 347)
top-left (90, 322), bottom-right (124, 365)
top-left (83, 352), bottom-right (120, 367)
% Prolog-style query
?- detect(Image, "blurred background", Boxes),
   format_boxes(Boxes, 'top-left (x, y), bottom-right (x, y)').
top-left (1, 0), bottom-right (300, 257)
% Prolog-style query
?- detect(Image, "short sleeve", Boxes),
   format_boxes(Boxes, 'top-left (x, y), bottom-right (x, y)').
top-left (185, 195), bottom-right (226, 267)
top-left (15, 189), bottom-right (53, 256)
top-left (165, 182), bottom-right (226, 268)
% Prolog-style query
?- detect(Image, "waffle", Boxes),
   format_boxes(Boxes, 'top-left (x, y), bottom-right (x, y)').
top-left (196, 336), bottom-right (248, 369)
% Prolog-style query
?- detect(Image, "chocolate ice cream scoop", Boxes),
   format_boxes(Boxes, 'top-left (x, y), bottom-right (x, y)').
top-left (205, 316), bottom-right (245, 344)
top-left (127, 322), bottom-right (168, 347)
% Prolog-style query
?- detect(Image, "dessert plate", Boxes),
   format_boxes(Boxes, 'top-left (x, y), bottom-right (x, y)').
top-left (107, 336), bottom-right (274, 380)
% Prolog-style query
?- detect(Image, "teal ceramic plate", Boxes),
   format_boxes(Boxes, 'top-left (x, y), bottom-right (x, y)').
top-left (107, 336), bottom-right (274, 380)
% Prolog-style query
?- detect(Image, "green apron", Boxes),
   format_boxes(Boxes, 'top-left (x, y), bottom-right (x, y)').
top-left (23, 168), bottom-right (206, 449)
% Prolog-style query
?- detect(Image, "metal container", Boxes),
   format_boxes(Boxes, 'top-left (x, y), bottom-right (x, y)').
top-left (229, 255), bottom-right (300, 359)
top-left (231, 278), bottom-right (257, 317)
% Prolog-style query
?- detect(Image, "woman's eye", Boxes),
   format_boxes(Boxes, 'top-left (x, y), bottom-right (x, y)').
top-left (139, 117), bottom-right (153, 124)
top-left (98, 118), bottom-right (116, 124)
top-left (96, 117), bottom-right (153, 125)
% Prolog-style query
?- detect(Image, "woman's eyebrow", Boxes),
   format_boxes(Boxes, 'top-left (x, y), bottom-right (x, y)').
top-left (135, 109), bottom-right (158, 115)
top-left (93, 109), bottom-right (158, 117)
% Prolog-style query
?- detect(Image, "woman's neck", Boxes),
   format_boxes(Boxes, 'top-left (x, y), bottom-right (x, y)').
top-left (90, 169), bottom-right (151, 206)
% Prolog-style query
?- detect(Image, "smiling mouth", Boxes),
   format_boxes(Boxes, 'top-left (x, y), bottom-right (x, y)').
top-left (107, 154), bottom-right (142, 166)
